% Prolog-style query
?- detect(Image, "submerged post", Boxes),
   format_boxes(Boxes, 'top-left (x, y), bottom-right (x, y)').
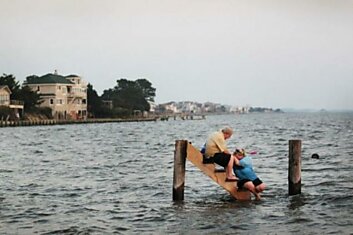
top-left (288, 140), bottom-right (302, 195)
top-left (173, 140), bottom-right (187, 201)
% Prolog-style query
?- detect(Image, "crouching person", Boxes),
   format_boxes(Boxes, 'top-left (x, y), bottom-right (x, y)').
top-left (233, 149), bottom-right (265, 200)
top-left (204, 127), bottom-right (237, 181)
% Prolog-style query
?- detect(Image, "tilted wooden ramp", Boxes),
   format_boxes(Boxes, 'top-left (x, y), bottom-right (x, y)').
top-left (186, 142), bottom-right (251, 200)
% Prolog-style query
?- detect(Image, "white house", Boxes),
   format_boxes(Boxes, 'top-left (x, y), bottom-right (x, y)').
top-left (24, 73), bottom-right (87, 120)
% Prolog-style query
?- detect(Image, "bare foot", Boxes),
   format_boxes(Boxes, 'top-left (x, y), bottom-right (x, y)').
top-left (255, 194), bottom-right (261, 200)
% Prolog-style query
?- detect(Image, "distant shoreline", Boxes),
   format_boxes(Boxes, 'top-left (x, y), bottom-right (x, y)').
top-left (0, 117), bottom-right (157, 128)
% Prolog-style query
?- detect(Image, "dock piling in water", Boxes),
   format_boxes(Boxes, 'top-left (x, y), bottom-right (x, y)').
top-left (288, 139), bottom-right (302, 195)
top-left (173, 140), bottom-right (187, 201)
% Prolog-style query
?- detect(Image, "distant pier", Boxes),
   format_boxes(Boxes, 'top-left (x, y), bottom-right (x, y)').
top-left (157, 113), bottom-right (206, 121)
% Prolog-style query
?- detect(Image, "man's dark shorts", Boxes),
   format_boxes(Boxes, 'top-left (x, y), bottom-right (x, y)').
top-left (237, 178), bottom-right (263, 189)
top-left (213, 152), bottom-right (231, 168)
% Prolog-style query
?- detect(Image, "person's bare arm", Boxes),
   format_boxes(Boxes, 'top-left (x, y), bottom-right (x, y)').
top-left (233, 155), bottom-right (240, 166)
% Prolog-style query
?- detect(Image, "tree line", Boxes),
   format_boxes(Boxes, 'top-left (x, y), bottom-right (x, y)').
top-left (0, 73), bottom-right (156, 119)
top-left (88, 78), bottom-right (156, 118)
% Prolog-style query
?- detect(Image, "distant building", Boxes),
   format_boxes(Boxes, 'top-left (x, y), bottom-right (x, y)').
top-left (24, 73), bottom-right (87, 120)
top-left (0, 85), bottom-right (24, 119)
top-left (148, 101), bottom-right (156, 113)
top-left (230, 106), bottom-right (250, 114)
top-left (0, 85), bottom-right (11, 106)
top-left (164, 102), bottom-right (179, 113)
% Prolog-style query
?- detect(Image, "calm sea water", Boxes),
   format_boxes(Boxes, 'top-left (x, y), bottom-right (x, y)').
top-left (1, 112), bottom-right (353, 234)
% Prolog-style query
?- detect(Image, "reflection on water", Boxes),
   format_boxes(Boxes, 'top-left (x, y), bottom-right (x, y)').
top-left (1, 112), bottom-right (353, 234)
top-left (287, 194), bottom-right (307, 210)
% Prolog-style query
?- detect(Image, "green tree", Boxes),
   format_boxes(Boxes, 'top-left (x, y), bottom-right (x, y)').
top-left (18, 86), bottom-right (43, 111)
top-left (102, 78), bottom-right (156, 113)
top-left (136, 78), bottom-right (156, 102)
top-left (114, 79), bottom-right (148, 111)
top-left (20, 75), bottom-right (43, 111)
top-left (87, 83), bottom-right (103, 117)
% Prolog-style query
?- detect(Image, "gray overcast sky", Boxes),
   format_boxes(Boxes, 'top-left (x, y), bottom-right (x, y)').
top-left (1, 0), bottom-right (353, 110)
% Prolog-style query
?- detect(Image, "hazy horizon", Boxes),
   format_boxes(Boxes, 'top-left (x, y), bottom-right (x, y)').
top-left (1, 0), bottom-right (353, 110)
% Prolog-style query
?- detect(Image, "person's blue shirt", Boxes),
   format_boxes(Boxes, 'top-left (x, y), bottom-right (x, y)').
top-left (234, 156), bottom-right (258, 181)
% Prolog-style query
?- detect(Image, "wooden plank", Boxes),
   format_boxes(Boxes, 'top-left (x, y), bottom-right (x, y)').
top-left (186, 142), bottom-right (251, 200)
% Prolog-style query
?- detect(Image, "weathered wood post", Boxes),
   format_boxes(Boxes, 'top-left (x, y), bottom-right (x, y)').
top-left (173, 140), bottom-right (187, 201)
top-left (288, 140), bottom-right (302, 195)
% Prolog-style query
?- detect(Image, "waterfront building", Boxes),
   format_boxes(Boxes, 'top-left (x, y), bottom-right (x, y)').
top-left (0, 85), bottom-right (11, 106)
top-left (163, 102), bottom-right (179, 113)
top-left (24, 72), bottom-right (87, 120)
top-left (0, 85), bottom-right (24, 119)
top-left (148, 101), bottom-right (156, 113)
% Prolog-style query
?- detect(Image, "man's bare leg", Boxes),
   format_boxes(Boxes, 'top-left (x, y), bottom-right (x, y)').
top-left (226, 155), bottom-right (237, 179)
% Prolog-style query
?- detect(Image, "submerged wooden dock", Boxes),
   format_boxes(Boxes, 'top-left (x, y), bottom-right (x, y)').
top-left (173, 140), bottom-right (251, 201)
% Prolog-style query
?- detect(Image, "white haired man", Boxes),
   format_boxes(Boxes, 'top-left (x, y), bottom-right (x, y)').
top-left (204, 127), bottom-right (237, 181)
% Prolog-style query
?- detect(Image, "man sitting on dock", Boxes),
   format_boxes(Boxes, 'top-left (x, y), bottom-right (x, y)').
top-left (204, 127), bottom-right (237, 182)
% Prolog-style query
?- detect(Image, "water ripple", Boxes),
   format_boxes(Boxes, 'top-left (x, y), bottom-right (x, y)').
top-left (1, 113), bottom-right (353, 234)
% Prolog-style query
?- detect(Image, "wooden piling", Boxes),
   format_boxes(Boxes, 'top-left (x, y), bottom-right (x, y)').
top-left (173, 140), bottom-right (187, 201)
top-left (288, 139), bottom-right (302, 195)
